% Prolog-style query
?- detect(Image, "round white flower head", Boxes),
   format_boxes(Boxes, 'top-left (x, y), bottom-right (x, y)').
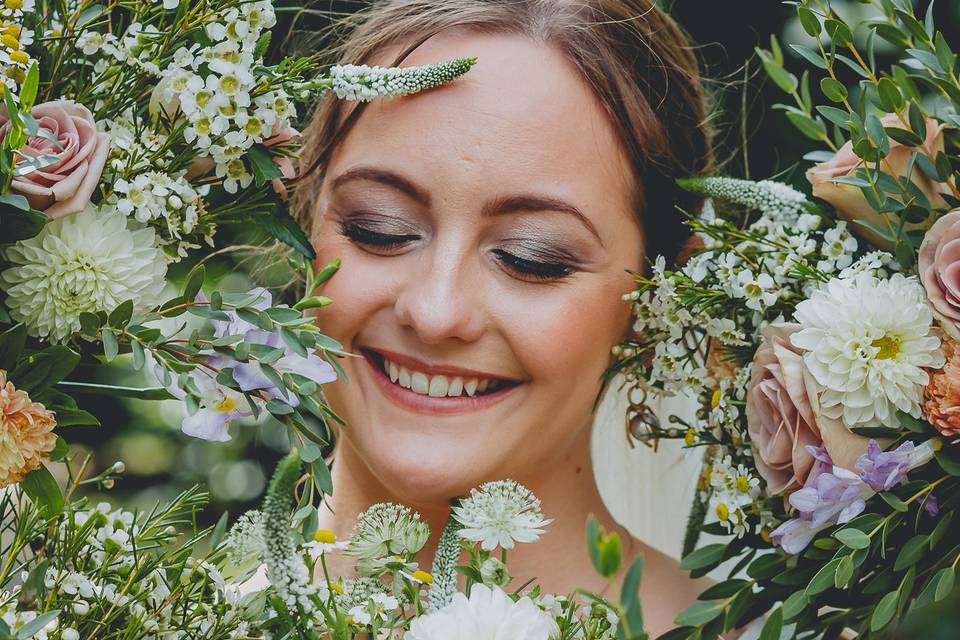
top-left (0, 204), bottom-right (167, 342)
top-left (406, 585), bottom-right (559, 640)
top-left (791, 272), bottom-right (945, 429)
top-left (452, 480), bottom-right (553, 551)
top-left (347, 503), bottom-right (430, 561)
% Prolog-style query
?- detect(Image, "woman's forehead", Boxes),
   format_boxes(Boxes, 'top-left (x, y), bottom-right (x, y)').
top-left (331, 31), bottom-right (636, 215)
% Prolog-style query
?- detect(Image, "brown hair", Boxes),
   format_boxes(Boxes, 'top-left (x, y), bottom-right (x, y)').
top-left (291, 0), bottom-right (714, 266)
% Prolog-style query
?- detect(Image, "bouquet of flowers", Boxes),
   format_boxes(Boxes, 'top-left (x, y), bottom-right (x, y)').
top-left (612, 1), bottom-right (960, 637)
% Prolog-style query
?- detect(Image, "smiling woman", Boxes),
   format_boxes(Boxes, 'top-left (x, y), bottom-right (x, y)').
top-left (290, 0), bottom-right (713, 633)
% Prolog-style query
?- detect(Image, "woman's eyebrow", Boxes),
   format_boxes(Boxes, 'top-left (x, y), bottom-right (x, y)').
top-left (483, 194), bottom-right (603, 246)
top-left (330, 166), bottom-right (431, 206)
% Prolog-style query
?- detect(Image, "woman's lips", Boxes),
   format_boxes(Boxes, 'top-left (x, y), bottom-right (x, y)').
top-left (361, 350), bottom-right (522, 415)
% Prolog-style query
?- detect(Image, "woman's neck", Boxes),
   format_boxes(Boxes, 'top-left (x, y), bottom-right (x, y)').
top-left (315, 423), bottom-right (632, 596)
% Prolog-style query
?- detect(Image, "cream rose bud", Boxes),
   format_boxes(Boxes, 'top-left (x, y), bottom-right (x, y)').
top-left (0, 100), bottom-right (110, 219)
top-left (806, 113), bottom-right (949, 250)
top-left (746, 323), bottom-right (870, 495)
top-left (919, 209), bottom-right (960, 340)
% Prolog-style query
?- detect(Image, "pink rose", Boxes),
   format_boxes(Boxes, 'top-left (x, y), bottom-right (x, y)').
top-left (806, 113), bottom-right (949, 250)
top-left (919, 209), bottom-right (960, 340)
top-left (746, 323), bottom-right (870, 495)
top-left (0, 101), bottom-right (109, 219)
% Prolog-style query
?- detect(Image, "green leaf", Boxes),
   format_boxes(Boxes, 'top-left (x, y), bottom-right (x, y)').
top-left (183, 266), bottom-right (206, 301)
top-left (20, 465), bottom-right (63, 519)
top-left (894, 535), bottom-right (928, 571)
top-left (14, 611), bottom-right (61, 640)
top-left (835, 528), bottom-right (871, 549)
top-left (300, 443), bottom-right (323, 463)
top-left (254, 206), bottom-right (315, 259)
top-left (935, 450), bottom-right (960, 476)
top-left (786, 112), bottom-right (827, 141)
top-left (680, 544), bottom-right (726, 571)
top-left (0, 323), bottom-right (27, 371)
top-left (247, 144), bottom-right (285, 187)
top-left (835, 554), bottom-right (854, 589)
top-left (806, 558), bottom-right (842, 596)
top-left (597, 532), bottom-right (622, 578)
top-left (102, 329), bottom-right (119, 362)
top-left (48, 436), bottom-right (68, 461)
top-left (908, 102), bottom-right (927, 140)
top-left (782, 590), bottom-right (808, 621)
top-left (675, 600), bottom-right (725, 627)
top-left (108, 299), bottom-right (134, 328)
top-left (935, 567), bottom-right (955, 602)
top-left (19, 61), bottom-right (39, 112)
top-left (820, 77), bottom-right (848, 102)
top-left (756, 46), bottom-right (798, 94)
top-left (879, 491), bottom-right (909, 512)
top-left (12, 346), bottom-right (80, 393)
top-left (53, 407), bottom-right (100, 427)
top-left (825, 19), bottom-right (853, 47)
top-left (0, 206), bottom-right (46, 242)
top-left (797, 7), bottom-right (821, 37)
top-left (619, 557), bottom-right (645, 637)
top-left (311, 458), bottom-right (333, 496)
top-left (697, 579), bottom-right (750, 600)
top-left (789, 44), bottom-right (829, 70)
top-left (759, 607), bottom-right (782, 640)
top-left (210, 510), bottom-right (230, 549)
top-left (870, 590), bottom-right (899, 632)
top-left (878, 78), bottom-right (905, 112)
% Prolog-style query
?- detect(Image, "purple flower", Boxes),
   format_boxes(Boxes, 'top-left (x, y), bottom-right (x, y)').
top-left (855, 440), bottom-right (918, 491)
top-left (924, 494), bottom-right (939, 517)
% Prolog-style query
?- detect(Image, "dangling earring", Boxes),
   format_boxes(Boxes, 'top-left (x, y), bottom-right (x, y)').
top-left (624, 382), bottom-right (661, 451)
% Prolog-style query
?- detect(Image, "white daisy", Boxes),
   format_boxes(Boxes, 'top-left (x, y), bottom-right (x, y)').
top-left (453, 481), bottom-right (552, 551)
top-left (791, 272), bottom-right (944, 428)
top-left (0, 205), bottom-right (167, 342)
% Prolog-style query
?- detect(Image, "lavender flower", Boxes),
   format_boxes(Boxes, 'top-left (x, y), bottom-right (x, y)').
top-left (855, 440), bottom-right (924, 491)
top-left (772, 440), bottom-right (937, 553)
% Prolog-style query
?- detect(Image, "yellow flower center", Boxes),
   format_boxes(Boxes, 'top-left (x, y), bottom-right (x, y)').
top-left (715, 502), bottom-right (730, 522)
top-left (313, 529), bottom-right (337, 544)
top-left (759, 527), bottom-right (772, 543)
top-left (684, 428), bottom-right (696, 446)
top-left (3, 24), bottom-right (21, 37)
top-left (1, 33), bottom-right (19, 50)
top-left (711, 388), bottom-right (722, 409)
top-left (736, 475), bottom-right (750, 493)
top-left (871, 334), bottom-right (901, 359)
top-left (214, 397), bottom-right (237, 413)
top-left (328, 581), bottom-right (344, 594)
top-left (4, 0), bottom-right (23, 10)
top-left (412, 570), bottom-right (433, 584)
top-left (9, 50), bottom-right (28, 64)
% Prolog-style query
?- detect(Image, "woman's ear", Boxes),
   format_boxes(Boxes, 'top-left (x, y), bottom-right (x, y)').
top-left (674, 232), bottom-right (705, 267)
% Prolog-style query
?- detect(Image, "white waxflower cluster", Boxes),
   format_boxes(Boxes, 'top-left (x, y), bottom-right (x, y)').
top-left (0, 204), bottom-right (168, 342)
top-left (328, 57), bottom-right (478, 101)
top-left (153, 1), bottom-right (292, 193)
top-left (109, 170), bottom-right (209, 259)
top-left (0, 0), bottom-right (34, 94)
top-left (2, 500), bottom-right (246, 639)
top-left (452, 480), bottom-right (553, 552)
top-left (701, 453), bottom-right (761, 538)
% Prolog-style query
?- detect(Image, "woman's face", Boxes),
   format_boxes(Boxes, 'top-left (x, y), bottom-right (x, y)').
top-left (311, 31), bottom-right (644, 504)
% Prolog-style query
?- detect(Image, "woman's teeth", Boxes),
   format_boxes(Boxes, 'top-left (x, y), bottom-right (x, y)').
top-left (383, 358), bottom-right (496, 397)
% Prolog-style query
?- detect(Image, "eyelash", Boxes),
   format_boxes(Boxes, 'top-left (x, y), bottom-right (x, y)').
top-left (339, 222), bottom-right (576, 282)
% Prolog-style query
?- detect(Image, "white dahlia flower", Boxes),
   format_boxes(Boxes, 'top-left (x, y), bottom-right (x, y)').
top-left (791, 272), bottom-right (944, 429)
top-left (406, 585), bottom-right (558, 640)
top-left (1, 205), bottom-right (167, 342)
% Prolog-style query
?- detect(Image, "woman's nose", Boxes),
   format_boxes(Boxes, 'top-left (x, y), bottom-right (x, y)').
top-left (393, 251), bottom-right (485, 345)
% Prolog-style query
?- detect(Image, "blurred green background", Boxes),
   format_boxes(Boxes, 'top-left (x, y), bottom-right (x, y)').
top-left (65, 0), bottom-right (958, 544)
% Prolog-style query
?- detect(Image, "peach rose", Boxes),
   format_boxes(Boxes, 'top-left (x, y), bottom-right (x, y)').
top-left (806, 113), bottom-right (949, 250)
top-left (924, 333), bottom-right (960, 436)
top-left (919, 210), bottom-right (960, 340)
top-left (0, 100), bottom-right (109, 219)
top-left (0, 369), bottom-right (57, 487)
top-left (746, 323), bottom-right (870, 495)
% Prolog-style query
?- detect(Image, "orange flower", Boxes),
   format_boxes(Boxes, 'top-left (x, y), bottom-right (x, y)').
top-left (0, 370), bottom-right (57, 486)
top-left (924, 335), bottom-right (960, 436)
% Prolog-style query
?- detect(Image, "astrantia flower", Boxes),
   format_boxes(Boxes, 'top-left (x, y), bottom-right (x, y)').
top-left (791, 273), bottom-right (944, 429)
top-left (347, 503), bottom-right (430, 561)
top-left (406, 585), bottom-right (559, 640)
top-left (453, 480), bottom-right (552, 551)
top-left (0, 205), bottom-right (167, 342)
top-left (0, 370), bottom-right (57, 486)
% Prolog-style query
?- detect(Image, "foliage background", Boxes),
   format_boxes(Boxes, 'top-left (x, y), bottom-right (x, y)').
top-left (61, 0), bottom-right (959, 547)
